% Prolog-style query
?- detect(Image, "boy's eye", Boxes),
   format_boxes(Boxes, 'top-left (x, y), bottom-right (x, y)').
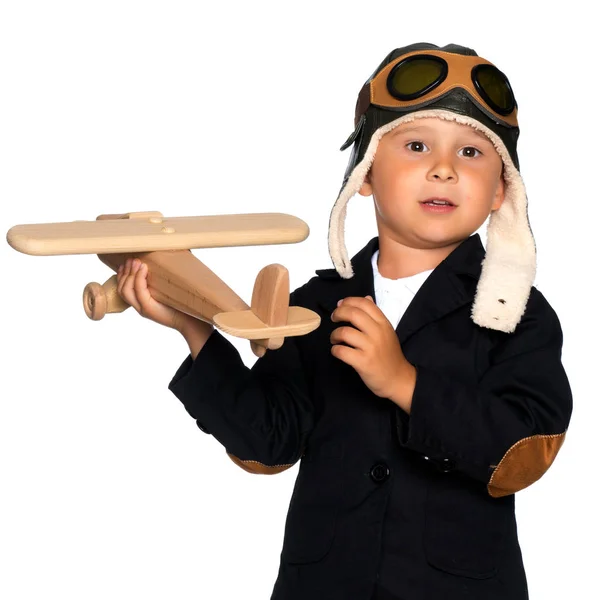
top-left (406, 141), bottom-right (428, 152)
top-left (459, 146), bottom-right (482, 158)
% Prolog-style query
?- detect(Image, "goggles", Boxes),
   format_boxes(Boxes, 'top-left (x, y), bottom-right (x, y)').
top-left (355, 49), bottom-right (518, 128)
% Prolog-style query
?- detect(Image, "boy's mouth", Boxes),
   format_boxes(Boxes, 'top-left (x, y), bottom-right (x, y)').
top-left (420, 197), bottom-right (456, 206)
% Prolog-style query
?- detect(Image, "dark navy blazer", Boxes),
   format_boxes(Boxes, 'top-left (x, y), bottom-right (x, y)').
top-left (169, 233), bottom-right (573, 600)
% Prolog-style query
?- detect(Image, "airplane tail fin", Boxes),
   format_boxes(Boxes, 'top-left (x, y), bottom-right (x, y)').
top-left (250, 264), bottom-right (289, 356)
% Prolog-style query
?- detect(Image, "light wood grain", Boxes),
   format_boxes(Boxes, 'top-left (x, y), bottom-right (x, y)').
top-left (7, 210), bottom-right (320, 357)
top-left (98, 249), bottom-right (249, 323)
top-left (213, 306), bottom-right (319, 339)
top-left (6, 212), bottom-right (309, 255)
top-left (94, 250), bottom-right (320, 356)
top-left (83, 275), bottom-right (130, 320)
top-left (249, 264), bottom-right (289, 354)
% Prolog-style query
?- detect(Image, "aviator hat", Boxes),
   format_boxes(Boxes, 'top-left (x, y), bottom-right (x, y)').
top-left (328, 42), bottom-right (536, 333)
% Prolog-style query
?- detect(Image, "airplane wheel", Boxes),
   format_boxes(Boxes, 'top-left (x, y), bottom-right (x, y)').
top-left (250, 340), bottom-right (267, 358)
top-left (83, 282), bottom-right (107, 320)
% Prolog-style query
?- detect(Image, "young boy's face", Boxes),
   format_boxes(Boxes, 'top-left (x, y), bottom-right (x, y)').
top-left (358, 117), bottom-right (505, 247)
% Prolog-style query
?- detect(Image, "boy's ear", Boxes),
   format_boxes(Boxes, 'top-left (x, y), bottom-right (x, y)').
top-left (358, 170), bottom-right (373, 197)
top-left (491, 170), bottom-right (506, 211)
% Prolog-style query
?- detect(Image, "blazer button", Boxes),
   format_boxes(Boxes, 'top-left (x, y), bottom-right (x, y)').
top-left (370, 463), bottom-right (390, 483)
top-left (439, 458), bottom-right (456, 473)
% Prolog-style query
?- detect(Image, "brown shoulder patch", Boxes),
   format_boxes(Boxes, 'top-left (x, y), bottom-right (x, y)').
top-left (226, 453), bottom-right (297, 475)
top-left (487, 432), bottom-right (566, 497)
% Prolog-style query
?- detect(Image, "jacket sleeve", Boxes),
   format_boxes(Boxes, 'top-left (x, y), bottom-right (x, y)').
top-left (395, 291), bottom-right (573, 497)
top-left (168, 287), bottom-right (315, 475)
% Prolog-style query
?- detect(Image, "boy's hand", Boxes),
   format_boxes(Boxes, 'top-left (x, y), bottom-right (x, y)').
top-left (116, 257), bottom-right (198, 333)
top-left (330, 296), bottom-right (416, 412)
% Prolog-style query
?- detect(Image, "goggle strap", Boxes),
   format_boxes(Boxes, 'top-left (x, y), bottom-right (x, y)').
top-left (340, 114), bottom-right (366, 151)
top-left (355, 83), bottom-right (371, 125)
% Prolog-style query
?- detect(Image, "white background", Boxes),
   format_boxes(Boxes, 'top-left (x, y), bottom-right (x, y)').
top-left (1, 1), bottom-right (596, 598)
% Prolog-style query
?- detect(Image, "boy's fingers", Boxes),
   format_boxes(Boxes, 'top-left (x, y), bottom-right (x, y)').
top-left (330, 324), bottom-right (365, 350)
top-left (117, 259), bottom-right (131, 296)
top-left (134, 263), bottom-right (154, 315)
top-left (116, 262), bottom-right (125, 295)
top-left (332, 303), bottom-right (378, 337)
top-left (121, 260), bottom-right (142, 313)
top-left (336, 296), bottom-right (386, 325)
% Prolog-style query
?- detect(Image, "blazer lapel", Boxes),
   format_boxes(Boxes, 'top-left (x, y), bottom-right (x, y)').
top-left (315, 234), bottom-right (486, 347)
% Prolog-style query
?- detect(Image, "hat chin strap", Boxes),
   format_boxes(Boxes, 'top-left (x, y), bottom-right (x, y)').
top-left (327, 108), bottom-right (537, 334)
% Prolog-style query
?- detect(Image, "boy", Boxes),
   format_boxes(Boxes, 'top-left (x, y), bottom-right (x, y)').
top-left (116, 43), bottom-right (573, 600)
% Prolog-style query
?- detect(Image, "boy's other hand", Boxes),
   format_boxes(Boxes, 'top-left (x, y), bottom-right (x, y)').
top-left (116, 257), bottom-right (198, 334)
top-left (330, 295), bottom-right (417, 412)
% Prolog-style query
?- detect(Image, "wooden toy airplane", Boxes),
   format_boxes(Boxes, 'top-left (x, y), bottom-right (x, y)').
top-left (6, 210), bottom-right (321, 357)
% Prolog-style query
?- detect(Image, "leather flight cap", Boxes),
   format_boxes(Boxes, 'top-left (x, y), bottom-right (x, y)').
top-left (339, 44), bottom-right (521, 185)
top-left (328, 42), bottom-right (537, 335)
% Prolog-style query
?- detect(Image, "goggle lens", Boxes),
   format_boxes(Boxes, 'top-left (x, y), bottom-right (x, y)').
top-left (472, 64), bottom-right (515, 115)
top-left (387, 56), bottom-right (447, 100)
top-left (383, 54), bottom-right (516, 121)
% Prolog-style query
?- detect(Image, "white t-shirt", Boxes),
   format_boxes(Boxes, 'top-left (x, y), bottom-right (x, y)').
top-left (371, 249), bottom-right (434, 329)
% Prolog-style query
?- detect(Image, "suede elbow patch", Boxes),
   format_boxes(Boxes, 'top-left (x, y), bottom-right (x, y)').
top-left (227, 453), bottom-right (297, 475)
top-left (487, 432), bottom-right (566, 497)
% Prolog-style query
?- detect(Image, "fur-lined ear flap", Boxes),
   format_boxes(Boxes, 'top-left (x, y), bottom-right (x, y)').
top-left (327, 109), bottom-right (536, 332)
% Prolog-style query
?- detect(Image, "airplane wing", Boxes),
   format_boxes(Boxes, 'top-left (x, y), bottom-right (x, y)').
top-left (7, 212), bottom-right (309, 256)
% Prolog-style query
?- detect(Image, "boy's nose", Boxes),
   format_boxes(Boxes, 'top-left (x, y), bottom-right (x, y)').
top-left (428, 160), bottom-right (457, 182)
